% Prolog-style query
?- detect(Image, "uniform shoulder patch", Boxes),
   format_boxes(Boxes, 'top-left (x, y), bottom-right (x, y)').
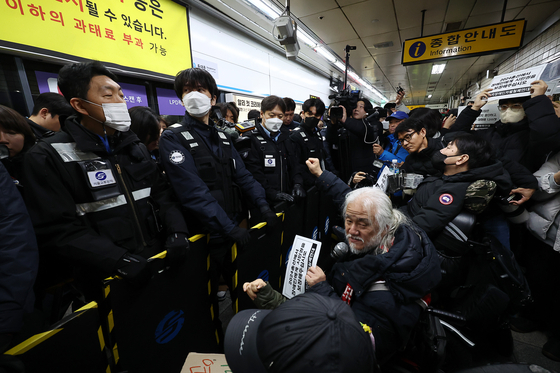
top-left (169, 150), bottom-right (185, 165)
top-left (439, 193), bottom-right (454, 205)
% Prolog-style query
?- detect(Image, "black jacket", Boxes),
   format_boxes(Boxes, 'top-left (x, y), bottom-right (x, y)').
top-left (159, 113), bottom-right (268, 236)
top-left (242, 122), bottom-right (300, 202)
top-left (402, 137), bottom-right (444, 177)
top-left (290, 127), bottom-right (325, 188)
top-left (26, 118), bottom-right (54, 140)
top-left (23, 116), bottom-right (188, 279)
top-left (451, 95), bottom-right (560, 173)
top-left (407, 159), bottom-right (512, 237)
top-left (309, 224), bottom-right (441, 360)
top-left (343, 117), bottom-right (383, 174)
top-left (0, 163), bottom-right (38, 334)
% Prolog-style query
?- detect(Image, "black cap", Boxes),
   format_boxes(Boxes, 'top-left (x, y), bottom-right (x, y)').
top-left (224, 292), bottom-right (375, 373)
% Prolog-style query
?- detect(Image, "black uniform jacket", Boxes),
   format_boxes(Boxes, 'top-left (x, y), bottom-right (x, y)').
top-left (0, 162), bottom-right (38, 334)
top-left (451, 95), bottom-right (560, 173)
top-left (407, 159), bottom-right (512, 237)
top-left (309, 224), bottom-right (441, 361)
top-left (290, 126), bottom-right (324, 188)
top-left (158, 112), bottom-right (268, 236)
top-left (23, 116), bottom-right (187, 278)
top-left (243, 122), bottom-right (300, 202)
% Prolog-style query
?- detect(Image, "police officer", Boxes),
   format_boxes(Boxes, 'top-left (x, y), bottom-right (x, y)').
top-left (242, 95), bottom-right (304, 208)
top-left (23, 61), bottom-right (190, 300)
top-left (290, 98), bottom-right (328, 189)
top-left (158, 68), bottom-right (276, 339)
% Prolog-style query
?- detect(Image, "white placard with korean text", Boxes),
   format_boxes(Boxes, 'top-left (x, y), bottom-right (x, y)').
top-left (282, 235), bottom-right (321, 299)
top-left (374, 166), bottom-right (393, 193)
top-left (488, 65), bottom-right (547, 101)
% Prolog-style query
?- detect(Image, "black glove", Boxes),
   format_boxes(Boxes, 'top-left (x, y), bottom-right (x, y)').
top-left (228, 226), bottom-right (251, 245)
top-left (165, 232), bottom-right (189, 266)
top-left (260, 205), bottom-right (278, 230)
top-left (292, 184), bottom-right (306, 200)
top-left (274, 192), bottom-right (294, 203)
top-left (115, 253), bottom-right (151, 285)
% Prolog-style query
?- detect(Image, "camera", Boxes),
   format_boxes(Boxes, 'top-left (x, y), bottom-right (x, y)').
top-left (495, 193), bottom-right (528, 224)
top-left (396, 86), bottom-right (404, 95)
top-left (274, 16), bottom-right (300, 61)
top-left (328, 89), bottom-right (361, 120)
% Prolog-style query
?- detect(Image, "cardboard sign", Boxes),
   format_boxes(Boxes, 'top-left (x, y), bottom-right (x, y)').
top-left (488, 64), bottom-right (547, 101)
top-left (282, 235), bottom-right (321, 299)
top-left (181, 353), bottom-right (231, 373)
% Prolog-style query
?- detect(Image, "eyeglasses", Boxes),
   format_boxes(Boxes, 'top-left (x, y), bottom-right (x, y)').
top-left (498, 103), bottom-right (523, 112)
top-left (398, 131), bottom-right (417, 145)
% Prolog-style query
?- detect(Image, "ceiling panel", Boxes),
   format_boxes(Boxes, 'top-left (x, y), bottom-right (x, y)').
top-left (300, 8), bottom-right (358, 43)
top-left (372, 52), bottom-right (403, 67)
top-left (362, 31), bottom-right (402, 55)
top-left (393, 0), bottom-right (448, 30)
top-left (517, 3), bottom-right (560, 31)
top-left (342, 0), bottom-right (398, 38)
top-left (336, 0), bottom-right (368, 6)
top-left (289, 0), bottom-right (339, 18)
top-left (399, 23), bottom-right (442, 41)
top-left (470, 0), bottom-right (530, 16)
top-left (327, 39), bottom-right (371, 58)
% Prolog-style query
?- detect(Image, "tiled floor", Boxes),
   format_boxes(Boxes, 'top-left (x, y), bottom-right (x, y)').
top-left (219, 291), bottom-right (560, 372)
top-left (512, 330), bottom-right (560, 372)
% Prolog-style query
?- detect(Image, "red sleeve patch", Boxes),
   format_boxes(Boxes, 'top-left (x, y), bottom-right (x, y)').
top-left (439, 193), bottom-right (454, 205)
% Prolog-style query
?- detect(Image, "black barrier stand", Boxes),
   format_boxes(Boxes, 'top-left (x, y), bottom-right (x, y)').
top-left (4, 302), bottom-right (109, 373)
top-left (280, 200), bottom-right (305, 290)
top-left (303, 186), bottom-right (320, 240)
top-left (101, 234), bottom-right (219, 373)
top-left (233, 213), bottom-right (284, 312)
top-left (316, 189), bottom-right (342, 269)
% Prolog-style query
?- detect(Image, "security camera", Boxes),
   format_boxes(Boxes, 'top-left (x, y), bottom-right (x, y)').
top-left (274, 15), bottom-right (300, 61)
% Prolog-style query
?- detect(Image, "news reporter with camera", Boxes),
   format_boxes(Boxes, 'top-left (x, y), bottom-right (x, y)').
top-left (332, 98), bottom-right (385, 177)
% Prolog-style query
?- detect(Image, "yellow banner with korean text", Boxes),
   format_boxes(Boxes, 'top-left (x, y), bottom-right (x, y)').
top-left (0, 0), bottom-right (191, 78)
top-left (402, 20), bottom-right (526, 66)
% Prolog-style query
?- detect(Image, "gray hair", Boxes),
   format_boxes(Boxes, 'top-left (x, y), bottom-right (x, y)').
top-left (342, 187), bottom-right (410, 250)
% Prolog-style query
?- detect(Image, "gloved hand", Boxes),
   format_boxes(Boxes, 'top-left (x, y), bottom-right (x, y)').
top-left (115, 253), bottom-right (151, 285)
top-left (292, 184), bottom-right (306, 200)
top-left (260, 205), bottom-right (278, 231)
top-left (274, 192), bottom-right (294, 203)
top-left (228, 226), bottom-right (251, 245)
top-left (165, 232), bottom-right (189, 266)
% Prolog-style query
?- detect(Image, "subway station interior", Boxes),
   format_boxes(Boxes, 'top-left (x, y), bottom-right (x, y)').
top-left (2, 0), bottom-right (560, 372)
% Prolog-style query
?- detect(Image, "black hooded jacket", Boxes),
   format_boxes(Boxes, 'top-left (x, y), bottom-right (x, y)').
top-left (407, 159), bottom-right (512, 237)
top-left (451, 95), bottom-right (560, 173)
top-left (309, 224), bottom-right (441, 361)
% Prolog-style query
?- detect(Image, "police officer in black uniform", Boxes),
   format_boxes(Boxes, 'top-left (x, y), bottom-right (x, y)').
top-left (158, 68), bottom-right (276, 339)
top-left (290, 98), bottom-right (328, 189)
top-left (242, 95), bottom-right (304, 208)
top-left (23, 61), bottom-right (190, 300)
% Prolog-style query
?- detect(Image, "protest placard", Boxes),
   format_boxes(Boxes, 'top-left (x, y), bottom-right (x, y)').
top-left (181, 353), bottom-right (231, 373)
top-left (488, 65), bottom-right (547, 101)
top-left (282, 235), bottom-right (321, 299)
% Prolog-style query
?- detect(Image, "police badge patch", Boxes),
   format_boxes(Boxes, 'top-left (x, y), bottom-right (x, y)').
top-left (169, 150), bottom-right (185, 165)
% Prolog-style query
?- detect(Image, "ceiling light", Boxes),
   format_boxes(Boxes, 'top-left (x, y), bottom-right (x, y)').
top-left (316, 47), bottom-right (337, 63)
top-left (335, 61), bottom-right (346, 71)
top-left (298, 30), bottom-right (317, 48)
top-left (428, 94), bottom-right (433, 98)
top-left (431, 64), bottom-right (446, 74)
top-left (246, 0), bottom-right (280, 19)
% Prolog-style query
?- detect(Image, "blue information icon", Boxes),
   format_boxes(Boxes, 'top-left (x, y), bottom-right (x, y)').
top-left (408, 41), bottom-right (426, 59)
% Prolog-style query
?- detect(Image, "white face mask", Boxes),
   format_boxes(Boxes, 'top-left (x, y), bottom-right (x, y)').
top-left (500, 108), bottom-right (525, 124)
top-left (83, 100), bottom-right (131, 132)
top-left (182, 91), bottom-right (211, 117)
top-left (382, 120), bottom-right (389, 130)
top-left (264, 117), bottom-right (283, 133)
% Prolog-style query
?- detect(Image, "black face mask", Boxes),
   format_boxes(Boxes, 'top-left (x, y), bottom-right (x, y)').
top-left (431, 151), bottom-right (460, 171)
top-left (301, 117), bottom-right (319, 131)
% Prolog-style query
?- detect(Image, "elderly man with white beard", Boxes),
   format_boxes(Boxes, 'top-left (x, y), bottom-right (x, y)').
top-left (243, 158), bottom-right (441, 361)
